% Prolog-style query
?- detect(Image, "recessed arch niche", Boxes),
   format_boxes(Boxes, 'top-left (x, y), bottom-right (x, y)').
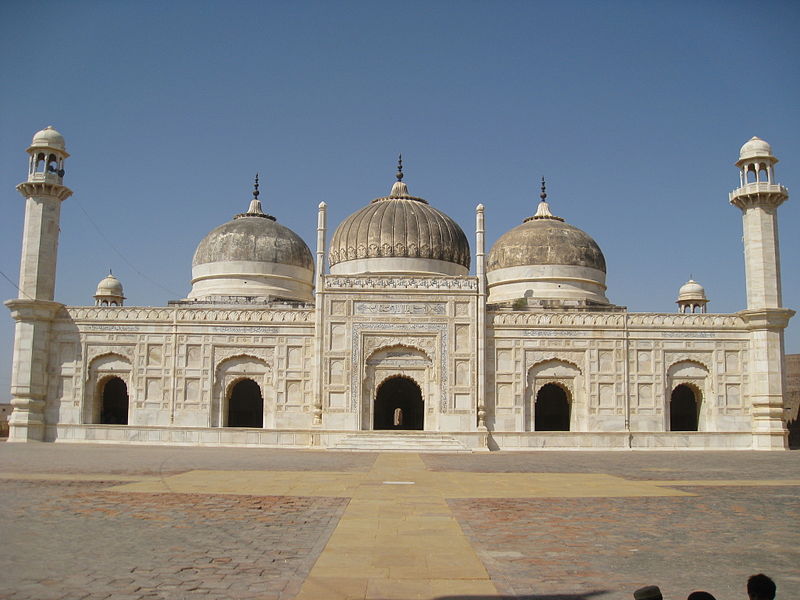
top-left (667, 360), bottom-right (709, 432)
top-left (362, 344), bottom-right (433, 430)
top-left (526, 359), bottom-right (582, 432)
top-left (85, 353), bottom-right (133, 425)
top-left (213, 355), bottom-right (272, 428)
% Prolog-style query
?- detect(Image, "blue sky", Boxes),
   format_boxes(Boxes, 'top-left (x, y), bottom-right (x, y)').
top-left (1, 1), bottom-right (798, 395)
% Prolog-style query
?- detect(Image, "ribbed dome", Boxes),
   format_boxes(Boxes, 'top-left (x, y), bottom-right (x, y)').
top-left (488, 217), bottom-right (606, 272)
top-left (486, 186), bottom-right (609, 306)
top-left (188, 179), bottom-right (314, 302)
top-left (329, 174), bottom-right (470, 275)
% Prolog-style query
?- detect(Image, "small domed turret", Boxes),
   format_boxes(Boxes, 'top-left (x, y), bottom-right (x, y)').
top-left (676, 278), bottom-right (708, 313)
top-left (94, 272), bottom-right (125, 306)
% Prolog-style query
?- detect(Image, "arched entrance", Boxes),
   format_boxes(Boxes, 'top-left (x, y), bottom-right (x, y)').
top-left (100, 377), bottom-right (129, 425)
top-left (534, 383), bottom-right (570, 431)
top-left (373, 376), bottom-right (424, 430)
top-left (227, 379), bottom-right (263, 428)
top-left (670, 384), bottom-right (699, 431)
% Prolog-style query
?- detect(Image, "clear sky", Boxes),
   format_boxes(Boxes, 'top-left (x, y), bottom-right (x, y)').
top-left (1, 1), bottom-right (798, 397)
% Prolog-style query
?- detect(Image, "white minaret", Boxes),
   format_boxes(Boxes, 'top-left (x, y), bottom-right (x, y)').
top-left (729, 136), bottom-right (795, 449)
top-left (5, 126), bottom-right (72, 441)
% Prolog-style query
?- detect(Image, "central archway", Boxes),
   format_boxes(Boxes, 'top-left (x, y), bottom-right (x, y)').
top-left (534, 383), bottom-right (570, 431)
top-left (670, 384), bottom-right (699, 431)
top-left (227, 378), bottom-right (264, 428)
top-left (373, 376), bottom-right (424, 430)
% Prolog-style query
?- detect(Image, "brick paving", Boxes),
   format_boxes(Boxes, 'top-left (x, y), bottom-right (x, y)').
top-left (1, 443), bottom-right (798, 600)
top-left (0, 479), bottom-right (347, 600)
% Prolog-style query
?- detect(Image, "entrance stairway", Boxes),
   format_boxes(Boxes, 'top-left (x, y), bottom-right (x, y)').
top-left (333, 431), bottom-right (471, 453)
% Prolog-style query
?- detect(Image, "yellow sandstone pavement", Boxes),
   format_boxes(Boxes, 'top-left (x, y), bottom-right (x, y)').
top-left (101, 454), bottom-right (800, 600)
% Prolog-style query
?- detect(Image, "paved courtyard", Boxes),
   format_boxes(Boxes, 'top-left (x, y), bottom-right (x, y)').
top-left (1, 443), bottom-right (798, 600)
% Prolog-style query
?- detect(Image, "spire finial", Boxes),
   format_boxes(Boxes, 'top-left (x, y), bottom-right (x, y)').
top-left (396, 154), bottom-right (404, 181)
top-left (540, 177), bottom-right (547, 202)
top-left (253, 173), bottom-right (260, 199)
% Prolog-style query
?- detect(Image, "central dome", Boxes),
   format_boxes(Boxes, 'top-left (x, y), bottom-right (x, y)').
top-left (188, 179), bottom-right (313, 302)
top-left (329, 168), bottom-right (470, 276)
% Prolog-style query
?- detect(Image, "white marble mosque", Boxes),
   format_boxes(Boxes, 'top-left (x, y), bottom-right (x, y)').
top-left (5, 127), bottom-right (795, 450)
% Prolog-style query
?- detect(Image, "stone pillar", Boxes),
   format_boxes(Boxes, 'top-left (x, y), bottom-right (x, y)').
top-left (475, 204), bottom-right (487, 432)
top-left (729, 137), bottom-right (794, 449)
top-left (312, 202), bottom-right (327, 426)
top-left (6, 127), bottom-right (71, 442)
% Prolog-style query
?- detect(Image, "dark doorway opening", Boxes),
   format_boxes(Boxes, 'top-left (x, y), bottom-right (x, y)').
top-left (534, 383), bottom-right (570, 431)
top-left (374, 377), bottom-right (424, 430)
top-left (227, 379), bottom-right (264, 428)
top-left (670, 384), bottom-right (699, 431)
top-left (100, 377), bottom-right (129, 424)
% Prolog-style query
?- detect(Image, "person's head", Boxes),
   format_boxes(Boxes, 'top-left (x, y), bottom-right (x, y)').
top-left (687, 592), bottom-right (716, 600)
top-left (747, 573), bottom-right (776, 600)
top-left (634, 586), bottom-right (663, 600)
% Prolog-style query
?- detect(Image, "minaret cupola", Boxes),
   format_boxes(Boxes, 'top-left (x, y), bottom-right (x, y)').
top-left (26, 126), bottom-right (69, 186)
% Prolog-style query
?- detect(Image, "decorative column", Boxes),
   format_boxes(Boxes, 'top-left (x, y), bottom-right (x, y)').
top-left (729, 137), bottom-right (795, 449)
top-left (312, 201), bottom-right (327, 426)
top-left (475, 204), bottom-right (487, 433)
top-left (5, 127), bottom-right (72, 441)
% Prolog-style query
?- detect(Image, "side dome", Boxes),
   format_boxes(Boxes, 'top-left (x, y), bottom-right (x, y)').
top-left (188, 178), bottom-right (313, 302)
top-left (328, 164), bottom-right (470, 276)
top-left (487, 181), bottom-right (609, 305)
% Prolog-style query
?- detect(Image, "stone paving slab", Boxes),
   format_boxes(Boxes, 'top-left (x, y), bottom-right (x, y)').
top-left (1, 443), bottom-right (798, 600)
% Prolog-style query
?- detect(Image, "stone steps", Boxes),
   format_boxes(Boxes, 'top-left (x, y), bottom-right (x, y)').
top-left (333, 431), bottom-right (471, 453)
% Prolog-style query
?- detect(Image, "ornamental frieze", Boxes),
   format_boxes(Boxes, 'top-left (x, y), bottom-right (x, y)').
top-left (325, 276), bottom-right (477, 290)
top-left (354, 302), bottom-right (446, 316)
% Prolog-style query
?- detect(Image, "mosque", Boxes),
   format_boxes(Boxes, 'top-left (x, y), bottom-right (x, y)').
top-left (5, 127), bottom-right (795, 450)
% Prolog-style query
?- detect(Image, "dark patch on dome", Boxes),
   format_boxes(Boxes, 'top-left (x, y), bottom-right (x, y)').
top-left (193, 216), bottom-right (313, 269)
top-left (487, 218), bottom-right (606, 272)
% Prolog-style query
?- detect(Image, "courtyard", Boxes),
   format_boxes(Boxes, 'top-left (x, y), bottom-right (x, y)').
top-left (1, 443), bottom-right (798, 600)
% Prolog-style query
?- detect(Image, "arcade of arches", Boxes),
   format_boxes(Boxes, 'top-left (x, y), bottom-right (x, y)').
top-left (99, 377), bottom-right (128, 425)
top-left (227, 378), bottom-right (264, 428)
top-left (374, 376), bottom-right (424, 430)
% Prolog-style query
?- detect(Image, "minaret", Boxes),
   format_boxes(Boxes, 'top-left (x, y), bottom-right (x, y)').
top-left (5, 126), bottom-right (72, 441)
top-left (729, 136), bottom-right (795, 449)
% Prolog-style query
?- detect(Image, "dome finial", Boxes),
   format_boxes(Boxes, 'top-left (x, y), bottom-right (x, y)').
top-left (396, 154), bottom-right (404, 182)
top-left (540, 177), bottom-right (547, 202)
top-left (237, 172), bottom-right (273, 219)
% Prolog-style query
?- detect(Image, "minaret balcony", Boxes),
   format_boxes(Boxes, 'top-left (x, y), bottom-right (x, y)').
top-left (729, 182), bottom-right (788, 209)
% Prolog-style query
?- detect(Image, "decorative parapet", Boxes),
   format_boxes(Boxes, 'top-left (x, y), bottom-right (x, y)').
top-left (325, 275), bottom-right (477, 291)
top-left (64, 306), bottom-right (315, 325)
top-left (490, 311), bottom-right (746, 330)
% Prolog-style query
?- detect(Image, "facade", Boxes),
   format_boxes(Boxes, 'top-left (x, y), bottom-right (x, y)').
top-left (5, 128), bottom-right (795, 450)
